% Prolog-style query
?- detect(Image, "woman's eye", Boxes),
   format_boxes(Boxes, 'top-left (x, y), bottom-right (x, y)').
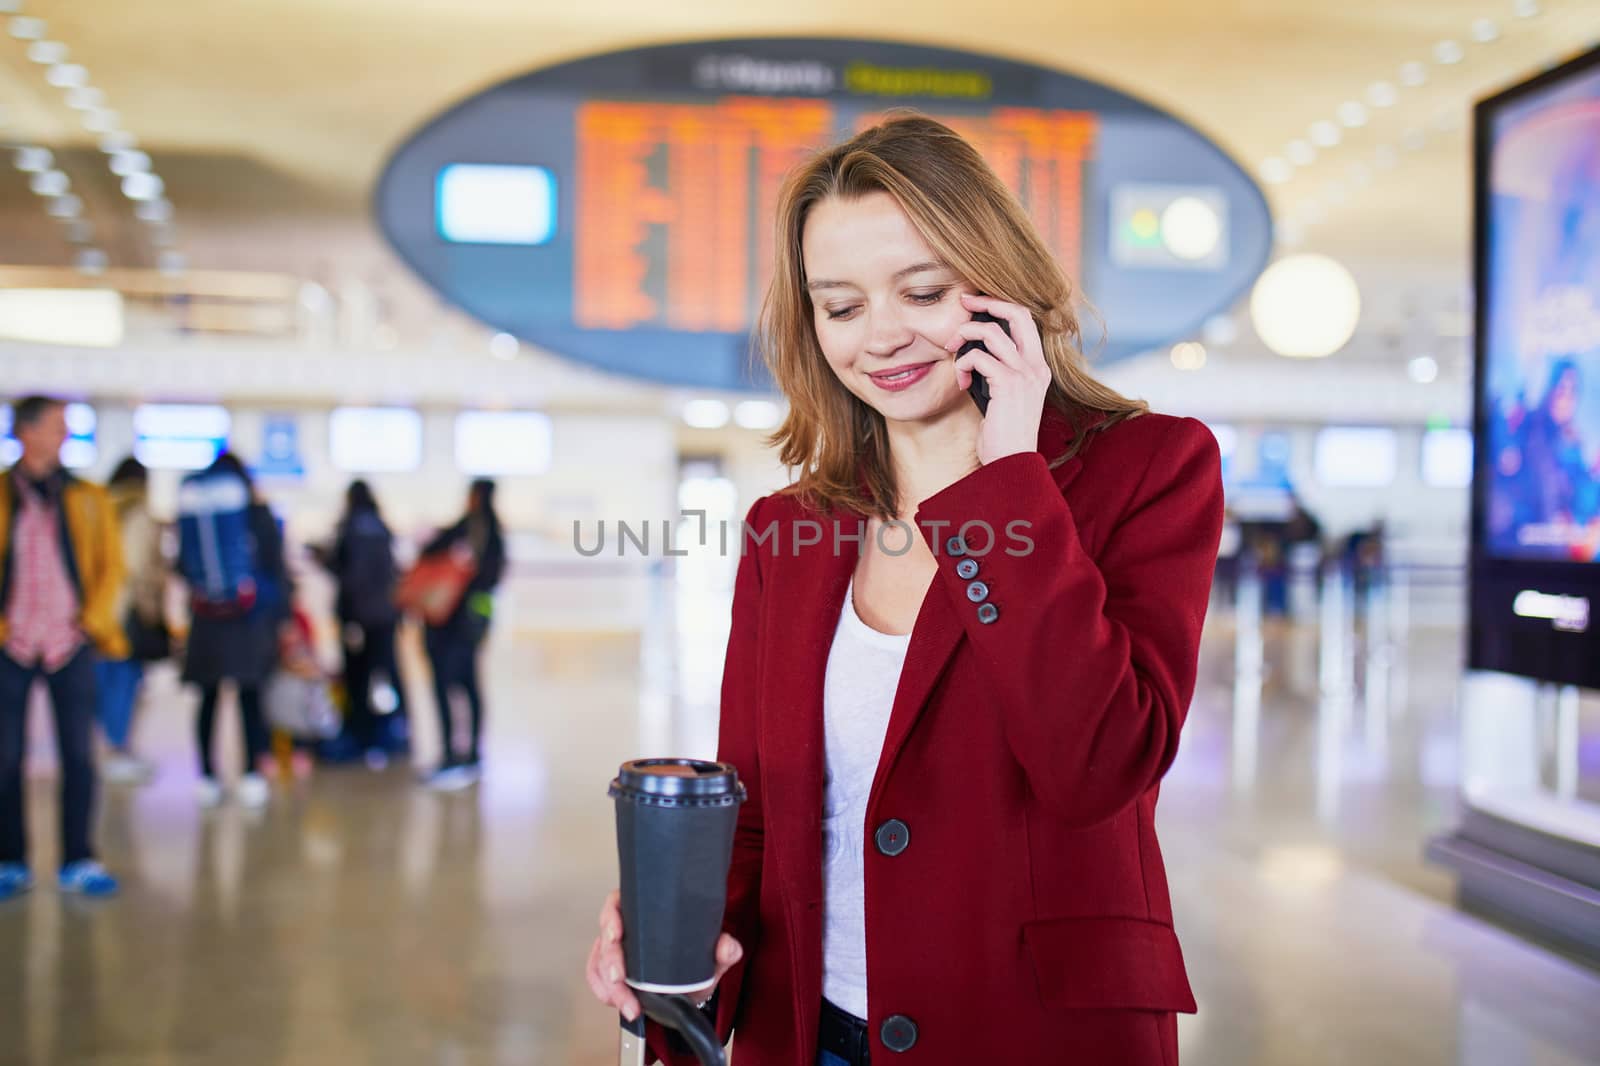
top-left (825, 306), bottom-right (860, 321)
top-left (908, 288), bottom-right (950, 305)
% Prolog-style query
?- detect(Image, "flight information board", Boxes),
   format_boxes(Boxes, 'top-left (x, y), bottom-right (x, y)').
top-left (377, 38), bottom-right (1270, 390)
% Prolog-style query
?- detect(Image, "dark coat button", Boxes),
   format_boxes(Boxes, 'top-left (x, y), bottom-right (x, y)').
top-left (976, 603), bottom-right (999, 624)
top-left (955, 558), bottom-right (979, 580)
top-left (881, 1014), bottom-right (919, 1052)
top-left (965, 580), bottom-right (989, 603)
top-left (944, 535), bottom-right (968, 557)
top-left (873, 818), bottom-right (910, 856)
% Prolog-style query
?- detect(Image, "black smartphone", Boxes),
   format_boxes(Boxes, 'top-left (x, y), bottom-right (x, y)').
top-left (958, 310), bottom-right (1009, 415)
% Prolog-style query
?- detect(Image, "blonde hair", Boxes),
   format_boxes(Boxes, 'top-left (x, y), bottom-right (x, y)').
top-left (759, 113), bottom-right (1145, 519)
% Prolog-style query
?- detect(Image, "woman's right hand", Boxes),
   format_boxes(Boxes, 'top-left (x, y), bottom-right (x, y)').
top-left (585, 889), bottom-right (744, 1022)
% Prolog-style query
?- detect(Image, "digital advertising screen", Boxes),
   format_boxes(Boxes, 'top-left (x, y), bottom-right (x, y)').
top-left (1470, 46), bottom-right (1600, 688)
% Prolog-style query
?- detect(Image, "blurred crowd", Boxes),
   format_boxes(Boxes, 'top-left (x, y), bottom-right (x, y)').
top-left (0, 395), bottom-right (507, 901)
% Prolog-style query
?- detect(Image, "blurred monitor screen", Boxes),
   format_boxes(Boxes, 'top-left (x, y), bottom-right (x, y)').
top-left (1421, 427), bottom-right (1474, 488)
top-left (1479, 54), bottom-right (1600, 563)
top-left (1, 401), bottom-right (96, 470)
top-left (329, 407), bottom-right (423, 473)
top-left (454, 411), bottom-right (553, 476)
top-left (1314, 427), bottom-right (1397, 487)
top-left (133, 404), bottom-right (230, 470)
top-left (437, 164), bottom-right (557, 245)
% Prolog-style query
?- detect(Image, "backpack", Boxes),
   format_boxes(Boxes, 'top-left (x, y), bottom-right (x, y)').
top-left (340, 511), bottom-right (398, 626)
top-left (177, 467), bottom-right (258, 617)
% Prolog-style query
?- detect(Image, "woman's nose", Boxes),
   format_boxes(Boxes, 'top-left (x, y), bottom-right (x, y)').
top-left (864, 306), bottom-right (915, 357)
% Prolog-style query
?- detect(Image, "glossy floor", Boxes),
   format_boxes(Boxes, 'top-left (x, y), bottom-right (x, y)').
top-left (1, 588), bottom-right (1597, 1066)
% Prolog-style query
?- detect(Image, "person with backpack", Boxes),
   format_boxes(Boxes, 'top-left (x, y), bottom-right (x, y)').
top-left (314, 480), bottom-right (408, 769)
top-left (416, 479), bottom-right (504, 791)
top-left (176, 452), bottom-right (289, 808)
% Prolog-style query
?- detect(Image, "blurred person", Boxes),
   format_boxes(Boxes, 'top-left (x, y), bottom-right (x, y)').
top-left (312, 479), bottom-right (408, 769)
top-left (584, 116), bottom-right (1222, 1064)
top-left (418, 478), bottom-right (504, 791)
top-left (176, 452), bottom-right (288, 808)
top-left (97, 456), bottom-right (169, 784)
top-left (0, 396), bottom-right (124, 899)
top-left (1519, 359), bottom-right (1600, 559)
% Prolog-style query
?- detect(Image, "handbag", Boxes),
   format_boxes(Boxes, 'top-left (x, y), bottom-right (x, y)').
top-left (263, 670), bottom-right (341, 739)
top-left (124, 607), bottom-right (171, 662)
top-left (394, 549), bottom-right (477, 627)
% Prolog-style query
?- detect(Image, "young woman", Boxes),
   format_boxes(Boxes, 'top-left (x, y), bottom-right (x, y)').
top-left (315, 479), bottom-right (409, 767)
top-left (418, 478), bottom-right (504, 790)
top-left (97, 456), bottom-right (168, 784)
top-left (586, 115), bottom-right (1224, 1065)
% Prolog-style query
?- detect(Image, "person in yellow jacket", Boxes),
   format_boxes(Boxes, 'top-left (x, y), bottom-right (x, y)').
top-left (0, 396), bottom-right (126, 900)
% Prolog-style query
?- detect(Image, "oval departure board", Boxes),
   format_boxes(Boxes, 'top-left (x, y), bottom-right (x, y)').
top-left (376, 38), bottom-right (1272, 390)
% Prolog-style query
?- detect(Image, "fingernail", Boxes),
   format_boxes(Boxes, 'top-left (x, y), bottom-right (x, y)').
top-left (608, 966), bottom-right (621, 984)
top-left (623, 1004), bottom-right (638, 1022)
top-left (605, 925), bottom-right (618, 944)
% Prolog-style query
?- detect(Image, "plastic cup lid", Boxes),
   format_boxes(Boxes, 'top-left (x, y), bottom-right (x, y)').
top-left (608, 758), bottom-right (746, 807)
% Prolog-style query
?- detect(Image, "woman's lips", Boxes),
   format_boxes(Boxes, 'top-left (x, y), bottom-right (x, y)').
top-left (867, 361), bottom-right (936, 392)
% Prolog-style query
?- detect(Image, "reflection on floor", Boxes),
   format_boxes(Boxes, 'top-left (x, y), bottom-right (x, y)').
top-left (1, 578), bottom-right (1598, 1066)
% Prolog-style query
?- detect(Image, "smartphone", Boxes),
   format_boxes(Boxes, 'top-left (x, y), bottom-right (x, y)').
top-left (957, 310), bottom-right (1010, 415)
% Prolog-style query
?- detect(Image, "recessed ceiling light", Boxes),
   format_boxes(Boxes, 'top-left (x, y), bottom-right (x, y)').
top-left (1170, 342), bottom-right (1207, 371)
top-left (44, 62), bottom-right (88, 88)
top-left (75, 249), bottom-right (108, 276)
top-left (109, 149), bottom-right (151, 176)
top-left (1286, 140), bottom-right (1316, 166)
top-left (1309, 120), bottom-right (1341, 148)
top-left (66, 86), bottom-right (103, 110)
top-left (64, 220), bottom-right (94, 244)
top-left (120, 172), bottom-right (164, 201)
top-left (1434, 40), bottom-right (1464, 64)
top-left (82, 108), bottom-right (119, 133)
top-left (1512, 0), bottom-right (1540, 17)
top-left (8, 16), bottom-right (48, 40)
top-left (98, 131), bottom-right (136, 153)
top-left (1471, 18), bottom-right (1501, 42)
top-left (26, 40), bottom-right (66, 64)
top-left (14, 146), bottom-right (53, 173)
top-left (1399, 61), bottom-right (1427, 87)
top-left (157, 252), bottom-right (187, 277)
top-left (682, 399), bottom-right (731, 429)
top-left (1260, 157), bottom-right (1293, 184)
top-left (46, 194), bottom-right (82, 218)
top-left (1337, 101), bottom-right (1367, 128)
top-left (1402, 128), bottom-right (1427, 152)
top-left (489, 332), bottom-right (519, 360)
top-left (1407, 355), bottom-right (1439, 383)
top-left (29, 169), bottom-right (69, 197)
top-left (1367, 81), bottom-right (1397, 108)
top-left (134, 198), bottom-right (173, 224)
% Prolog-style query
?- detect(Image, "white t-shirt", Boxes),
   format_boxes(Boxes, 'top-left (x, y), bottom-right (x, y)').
top-left (821, 578), bottom-right (911, 1020)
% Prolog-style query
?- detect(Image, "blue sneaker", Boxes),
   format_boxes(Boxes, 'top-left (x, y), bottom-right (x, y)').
top-left (58, 860), bottom-right (119, 897)
top-left (0, 862), bottom-right (32, 901)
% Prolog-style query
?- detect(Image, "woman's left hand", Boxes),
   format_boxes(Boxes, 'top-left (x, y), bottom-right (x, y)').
top-left (944, 293), bottom-right (1052, 466)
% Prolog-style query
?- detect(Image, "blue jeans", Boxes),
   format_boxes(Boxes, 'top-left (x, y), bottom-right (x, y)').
top-left (818, 1054), bottom-right (851, 1066)
top-left (95, 657), bottom-right (144, 750)
top-left (0, 646), bottom-right (99, 865)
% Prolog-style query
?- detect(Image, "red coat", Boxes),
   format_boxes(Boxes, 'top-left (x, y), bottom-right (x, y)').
top-left (652, 409), bottom-right (1223, 1065)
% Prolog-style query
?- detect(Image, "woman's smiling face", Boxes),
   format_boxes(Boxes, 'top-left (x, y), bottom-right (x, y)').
top-left (802, 191), bottom-right (976, 424)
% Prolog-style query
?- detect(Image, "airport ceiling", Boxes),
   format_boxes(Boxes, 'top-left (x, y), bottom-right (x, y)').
top-left (1, 0), bottom-right (1598, 349)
